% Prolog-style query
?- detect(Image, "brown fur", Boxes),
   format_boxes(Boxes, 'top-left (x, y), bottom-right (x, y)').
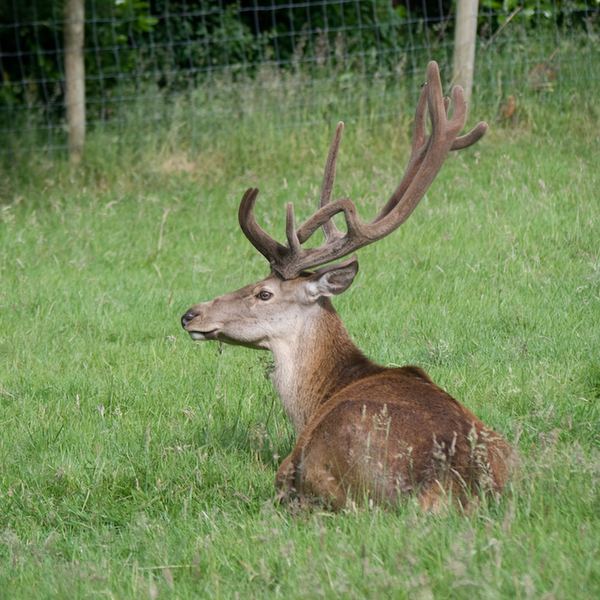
top-left (275, 365), bottom-right (515, 511)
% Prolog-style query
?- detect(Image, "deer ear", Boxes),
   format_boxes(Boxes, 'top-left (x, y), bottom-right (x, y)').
top-left (305, 255), bottom-right (359, 299)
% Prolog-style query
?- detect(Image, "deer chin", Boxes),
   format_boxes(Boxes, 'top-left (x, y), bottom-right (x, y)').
top-left (188, 329), bottom-right (268, 351)
top-left (188, 330), bottom-right (219, 341)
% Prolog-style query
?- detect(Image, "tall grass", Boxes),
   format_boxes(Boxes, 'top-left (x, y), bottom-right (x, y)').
top-left (0, 53), bottom-right (599, 598)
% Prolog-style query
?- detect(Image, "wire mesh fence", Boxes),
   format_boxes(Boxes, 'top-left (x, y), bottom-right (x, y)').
top-left (1, 0), bottom-right (599, 157)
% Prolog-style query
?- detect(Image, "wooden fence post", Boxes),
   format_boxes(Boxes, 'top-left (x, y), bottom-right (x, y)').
top-left (64, 0), bottom-right (85, 163)
top-left (452, 0), bottom-right (479, 105)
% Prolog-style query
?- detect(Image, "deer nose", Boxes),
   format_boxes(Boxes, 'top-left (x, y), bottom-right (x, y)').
top-left (181, 310), bottom-right (196, 329)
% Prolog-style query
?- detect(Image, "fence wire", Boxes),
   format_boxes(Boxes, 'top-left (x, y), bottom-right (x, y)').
top-left (1, 0), bottom-right (599, 156)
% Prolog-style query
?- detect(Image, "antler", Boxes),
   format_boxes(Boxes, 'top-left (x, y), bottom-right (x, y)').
top-left (239, 61), bottom-right (488, 280)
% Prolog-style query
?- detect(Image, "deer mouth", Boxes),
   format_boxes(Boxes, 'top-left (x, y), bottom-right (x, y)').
top-left (189, 329), bottom-right (219, 341)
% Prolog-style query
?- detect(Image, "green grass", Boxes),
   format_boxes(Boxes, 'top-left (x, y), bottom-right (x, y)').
top-left (1, 93), bottom-right (600, 598)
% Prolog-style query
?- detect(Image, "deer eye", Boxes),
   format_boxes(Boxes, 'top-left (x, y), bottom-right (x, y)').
top-left (257, 291), bottom-right (273, 301)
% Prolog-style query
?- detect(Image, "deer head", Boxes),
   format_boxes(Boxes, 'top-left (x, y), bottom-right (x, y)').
top-left (182, 61), bottom-right (487, 339)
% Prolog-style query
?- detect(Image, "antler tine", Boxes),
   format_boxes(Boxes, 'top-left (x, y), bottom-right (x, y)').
top-left (316, 122), bottom-right (346, 244)
top-left (413, 84), bottom-right (430, 151)
top-left (238, 188), bottom-right (288, 267)
top-left (296, 196), bottom-right (361, 249)
top-left (372, 80), bottom-right (430, 224)
top-left (451, 121), bottom-right (488, 150)
top-left (445, 83), bottom-right (468, 133)
top-left (428, 62), bottom-right (450, 134)
top-left (285, 202), bottom-right (303, 255)
top-left (442, 81), bottom-right (488, 150)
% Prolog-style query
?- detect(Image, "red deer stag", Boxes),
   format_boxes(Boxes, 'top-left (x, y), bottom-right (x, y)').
top-left (182, 62), bottom-right (515, 511)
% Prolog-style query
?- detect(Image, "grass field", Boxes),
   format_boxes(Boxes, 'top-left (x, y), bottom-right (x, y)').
top-left (1, 92), bottom-right (599, 598)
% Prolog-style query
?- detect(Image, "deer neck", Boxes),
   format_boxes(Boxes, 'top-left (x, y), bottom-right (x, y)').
top-left (268, 298), bottom-right (382, 433)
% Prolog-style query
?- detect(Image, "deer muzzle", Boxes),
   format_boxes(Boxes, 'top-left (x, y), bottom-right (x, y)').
top-left (181, 307), bottom-right (220, 341)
